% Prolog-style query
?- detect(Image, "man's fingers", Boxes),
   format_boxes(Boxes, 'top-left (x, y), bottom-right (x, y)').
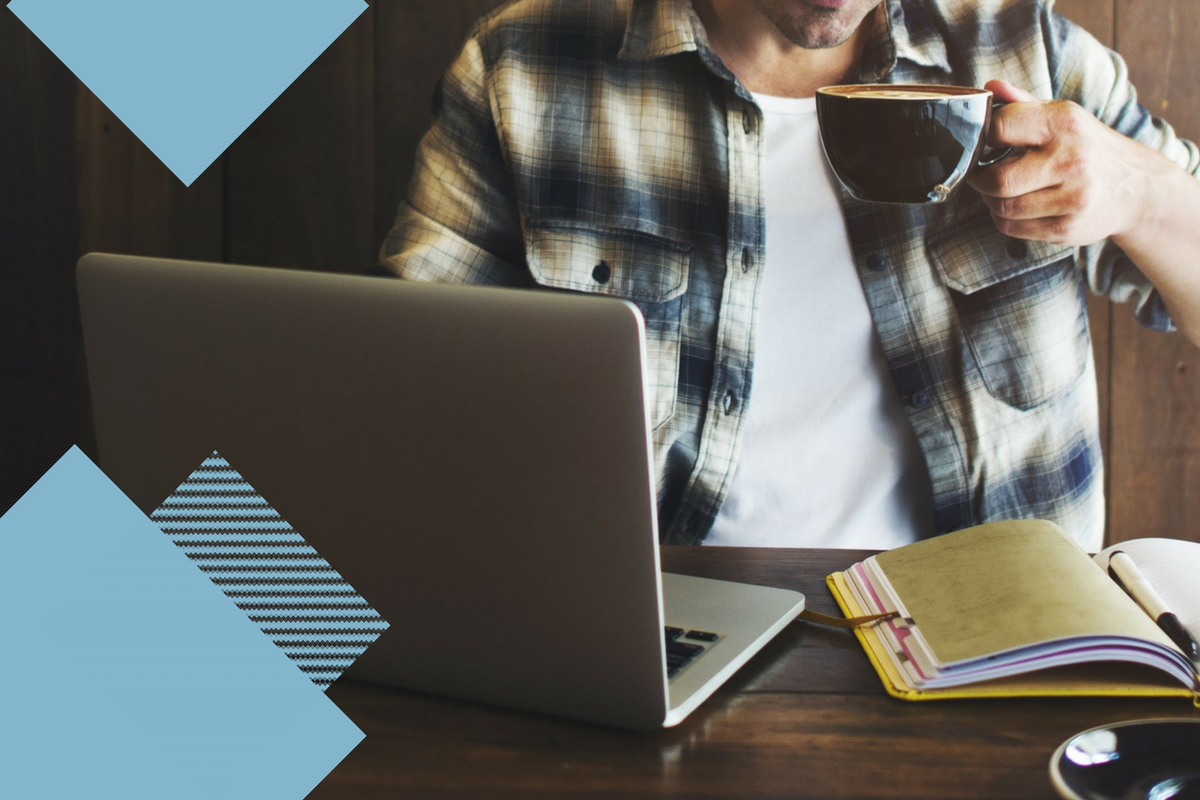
top-left (980, 186), bottom-right (1072, 221)
top-left (988, 214), bottom-right (1075, 244)
top-left (969, 147), bottom-right (1063, 197)
top-left (988, 102), bottom-right (1059, 148)
top-left (989, 98), bottom-right (1096, 151)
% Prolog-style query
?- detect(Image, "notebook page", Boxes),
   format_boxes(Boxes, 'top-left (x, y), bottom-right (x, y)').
top-left (874, 520), bottom-right (1175, 666)
top-left (1094, 539), bottom-right (1200, 641)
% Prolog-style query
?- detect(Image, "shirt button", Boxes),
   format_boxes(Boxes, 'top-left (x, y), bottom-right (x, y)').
top-left (868, 254), bottom-right (887, 273)
top-left (743, 110), bottom-right (753, 135)
top-left (1007, 239), bottom-right (1028, 259)
top-left (741, 246), bottom-right (753, 273)
top-left (911, 391), bottom-right (930, 409)
top-left (722, 390), bottom-right (737, 415)
top-left (592, 260), bottom-right (611, 284)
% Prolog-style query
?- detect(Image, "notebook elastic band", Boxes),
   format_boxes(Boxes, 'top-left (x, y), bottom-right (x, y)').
top-left (798, 608), bottom-right (898, 630)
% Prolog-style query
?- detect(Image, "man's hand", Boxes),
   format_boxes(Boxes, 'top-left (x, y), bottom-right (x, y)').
top-left (969, 79), bottom-right (1200, 348)
top-left (967, 79), bottom-right (1157, 247)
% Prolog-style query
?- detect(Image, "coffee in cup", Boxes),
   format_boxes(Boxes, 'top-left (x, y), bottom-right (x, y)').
top-left (815, 84), bottom-right (1010, 204)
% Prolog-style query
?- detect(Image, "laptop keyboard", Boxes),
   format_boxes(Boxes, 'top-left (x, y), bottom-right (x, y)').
top-left (665, 626), bottom-right (722, 678)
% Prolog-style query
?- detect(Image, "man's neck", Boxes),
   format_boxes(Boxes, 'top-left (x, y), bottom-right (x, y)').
top-left (691, 0), bottom-right (870, 98)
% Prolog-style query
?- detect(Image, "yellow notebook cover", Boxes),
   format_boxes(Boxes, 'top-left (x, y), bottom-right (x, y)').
top-left (827, 533), bottom-right (1200, 706)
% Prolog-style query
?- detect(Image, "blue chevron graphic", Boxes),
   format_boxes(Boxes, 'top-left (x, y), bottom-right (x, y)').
top-left (8, 0), bottom-right (368, 185)
top-left (0, 446), bottom-right (364, 800)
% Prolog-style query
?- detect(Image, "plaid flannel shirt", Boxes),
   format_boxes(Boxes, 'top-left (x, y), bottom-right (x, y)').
top-left (379, 0), bottom-right (1200, 549)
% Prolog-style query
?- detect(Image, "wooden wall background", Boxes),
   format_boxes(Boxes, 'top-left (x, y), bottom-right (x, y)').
top-left (2, 0), bottom-right (1198, 544)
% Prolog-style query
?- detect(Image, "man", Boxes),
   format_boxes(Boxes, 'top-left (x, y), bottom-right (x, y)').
top-left (378, 0), bottom-right (1200, 551)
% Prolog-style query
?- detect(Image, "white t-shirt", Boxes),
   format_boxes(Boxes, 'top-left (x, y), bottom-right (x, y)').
top-left (706, 93), bottom-right (934, 549)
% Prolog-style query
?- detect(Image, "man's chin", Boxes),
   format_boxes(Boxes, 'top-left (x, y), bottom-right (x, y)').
top-left (759, 0), bottom-right (877, 50)
top-left (759, 7), bottom-right (851, 47)
top-left (781, 19), bottom-right (858, 49)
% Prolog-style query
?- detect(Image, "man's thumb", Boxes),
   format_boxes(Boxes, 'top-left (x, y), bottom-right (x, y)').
top-left (984, 79), bottom-right (1041, 103)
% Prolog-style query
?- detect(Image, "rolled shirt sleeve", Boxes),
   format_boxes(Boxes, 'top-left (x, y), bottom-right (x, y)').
top-left (378, 31), bottom-right (531, 288)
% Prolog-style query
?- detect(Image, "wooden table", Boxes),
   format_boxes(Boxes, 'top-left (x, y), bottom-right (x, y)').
top-left (312, 547), bottom-right (1199, 799)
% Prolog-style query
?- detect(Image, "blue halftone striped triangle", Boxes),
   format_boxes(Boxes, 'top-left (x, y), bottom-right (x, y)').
top-left (150, 450), bottom-right (388, 690)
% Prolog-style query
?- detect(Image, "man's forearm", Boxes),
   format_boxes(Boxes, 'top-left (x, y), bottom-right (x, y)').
top-left (1111, 148), bottom-right (1200, 347)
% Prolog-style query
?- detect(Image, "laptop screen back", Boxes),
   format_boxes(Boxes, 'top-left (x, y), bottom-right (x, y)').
top-left (78, 254), bottom-right (672, 728)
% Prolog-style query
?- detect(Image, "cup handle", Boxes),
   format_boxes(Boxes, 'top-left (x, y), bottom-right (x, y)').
top-left (977, 100), bottom-right (1014, 167)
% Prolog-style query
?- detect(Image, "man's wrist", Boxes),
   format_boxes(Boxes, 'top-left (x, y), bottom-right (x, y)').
top-left (1109, 142), bottom-right (1170, 251)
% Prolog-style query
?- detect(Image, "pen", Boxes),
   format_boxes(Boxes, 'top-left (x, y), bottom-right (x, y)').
top-left (1108, 550), bottom-right (1200, 663)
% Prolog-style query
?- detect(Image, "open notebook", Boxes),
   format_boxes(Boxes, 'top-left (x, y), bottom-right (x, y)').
top-left (828, 519), bottom-right (1200, 704)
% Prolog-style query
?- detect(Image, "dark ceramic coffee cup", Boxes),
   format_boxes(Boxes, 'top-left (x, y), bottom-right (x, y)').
top-left (815, 84), bottom-right (1011, 204)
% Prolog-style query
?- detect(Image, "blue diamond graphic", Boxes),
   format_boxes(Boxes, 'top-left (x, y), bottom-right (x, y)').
top-left (8, 0), bottom-right (368, 186)
top-left (150, 450), bottom-right (390, 691)
top-left (0, 447), bottom-right (364, 799)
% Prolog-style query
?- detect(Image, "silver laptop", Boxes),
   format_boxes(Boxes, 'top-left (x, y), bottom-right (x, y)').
top-left (77, 253), bottom-right (804, 729)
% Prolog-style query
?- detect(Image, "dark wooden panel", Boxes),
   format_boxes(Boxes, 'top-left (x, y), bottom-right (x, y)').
top-left (1109, 0), bottom-right (1200, 543)
top-left (1055, 0), bottom-right (1116, 541)
top-left (75, 90), bottom-right (224, 260)
top-left (373, 0), bottom-right (509, 253)
top-left (72, 88), bottom-right (224, 473)
top-left (0, 12), bottom-right (81, 515)
top-left (1055, 0), bottom-right (1114, 46)
top-left (225, 4), bottom-right (375, 273)
top-left (1087, 280), bottom-right (1114, 543)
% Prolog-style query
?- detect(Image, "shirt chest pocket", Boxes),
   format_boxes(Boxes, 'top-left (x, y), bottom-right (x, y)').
top-left (928, 212), bottom-right (1089, 411)
top-left (525, 220), bottom-right (690, 430)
